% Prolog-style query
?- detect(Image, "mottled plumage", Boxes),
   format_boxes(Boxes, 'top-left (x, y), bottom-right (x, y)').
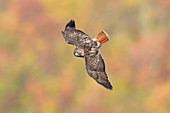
top-left (61, 20), bottom-right (112, 90)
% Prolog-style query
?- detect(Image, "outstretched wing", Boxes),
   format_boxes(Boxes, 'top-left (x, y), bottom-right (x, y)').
top-left (85, 52), bottom-right (113, 90)
top-left (61, 20), bottom-right (90, 46)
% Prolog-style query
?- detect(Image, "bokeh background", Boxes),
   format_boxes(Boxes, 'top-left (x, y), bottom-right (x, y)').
top-left (0, 0), bottom-right (170, 113)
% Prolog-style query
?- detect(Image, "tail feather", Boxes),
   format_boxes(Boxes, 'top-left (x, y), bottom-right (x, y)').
top-left (65, 19), bottom-right (75, 29)
top-left (94, 31), bottom-right (110, 47)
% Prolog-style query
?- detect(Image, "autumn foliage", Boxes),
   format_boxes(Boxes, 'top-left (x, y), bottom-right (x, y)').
top-left (0, 0), bottom-right (170, 113)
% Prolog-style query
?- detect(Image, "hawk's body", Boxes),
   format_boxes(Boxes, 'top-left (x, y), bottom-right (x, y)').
top-left (61, 20), bottom-right (112, 90)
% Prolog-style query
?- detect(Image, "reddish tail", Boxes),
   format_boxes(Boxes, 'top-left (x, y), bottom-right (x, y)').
top-left (93, 31), bottom-right (110, 47)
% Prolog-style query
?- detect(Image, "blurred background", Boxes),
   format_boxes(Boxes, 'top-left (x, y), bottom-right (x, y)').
top-left (0, 0), bottom-right (170, 113)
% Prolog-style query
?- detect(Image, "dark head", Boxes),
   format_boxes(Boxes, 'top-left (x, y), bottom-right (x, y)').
top-left (65, 20), bottom-right (75, 30)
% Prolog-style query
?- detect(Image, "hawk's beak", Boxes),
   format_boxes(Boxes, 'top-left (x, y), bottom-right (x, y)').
top-left (93, 31), bottom-right (110, 47)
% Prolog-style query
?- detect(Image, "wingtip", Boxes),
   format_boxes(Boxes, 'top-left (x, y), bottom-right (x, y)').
top-left (105, 83), bottom-right (113, 90)
top-left (70, 19), bottom-right (75, 22)
top-left (108, 85), bottom-right (113, 90)
top-left (65, 19), bottom-right (75, 29)
top-left (97, 80), bottom-right (113, 90)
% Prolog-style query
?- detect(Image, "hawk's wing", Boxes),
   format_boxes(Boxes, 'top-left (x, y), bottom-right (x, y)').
top-left (84, 52), bottom-right (113, 90)
top-left (61, 20), bottom-right (90, 46)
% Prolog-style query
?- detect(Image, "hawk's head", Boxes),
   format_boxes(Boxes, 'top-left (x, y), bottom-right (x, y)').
top-left (74, 48), bottom-right (84, 57)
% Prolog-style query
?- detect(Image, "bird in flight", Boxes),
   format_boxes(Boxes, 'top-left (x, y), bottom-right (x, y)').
top-left (61, 20), bottom-right (113, 90)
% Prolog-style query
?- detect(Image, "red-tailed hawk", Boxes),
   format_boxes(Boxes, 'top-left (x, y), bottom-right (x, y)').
top-left (61, 20), bottom-right (113, 90)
